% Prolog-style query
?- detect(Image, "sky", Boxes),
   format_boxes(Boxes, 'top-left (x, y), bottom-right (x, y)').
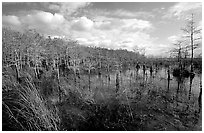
top-left (2, 2), bottom-right (202, 57)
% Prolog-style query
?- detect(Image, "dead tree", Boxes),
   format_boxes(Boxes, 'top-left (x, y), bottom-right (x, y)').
top-left (181, 14), bottom-right (202, 73)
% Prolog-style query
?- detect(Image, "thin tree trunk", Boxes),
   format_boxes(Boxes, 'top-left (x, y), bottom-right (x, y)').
top-left (77, 70), bottom-right (81, 90)
top-left (167, 69), bottom-right (170, 92)
top-left (116, 72), bottom-right (120, 95)
top-left (120, 70), bottom-right (123, 87)
top-left (130, 72), bottom-right (132, 88)
top-left (190, 14), bottom-right (194, 73)
top-left (74, 70), bottom-right (77, 89)
top-left (57, 67), bottom-right (61, 102)
top-left (88, 69), bottom-right (91, 92)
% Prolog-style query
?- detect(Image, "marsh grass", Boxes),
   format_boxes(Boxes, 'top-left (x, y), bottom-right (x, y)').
top-left (2, 67), bottom-right (201, 131)
top-left (2, 69), bottom-right (60, 131)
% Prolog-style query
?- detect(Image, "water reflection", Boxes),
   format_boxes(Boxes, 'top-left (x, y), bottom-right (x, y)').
top-left (91, 66), bottom-right (201, 114)
top-left (189, 75), bottom-right (193, 100)
top-left (93, 67), bottom-right (200, 97)
top-left (167, 68), bottom-right (171, 92)
top-left (198, 75), bottom-right (202, 113)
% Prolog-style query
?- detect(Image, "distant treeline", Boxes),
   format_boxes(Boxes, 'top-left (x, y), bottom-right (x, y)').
top-left (2, 28), bottom-right (201, 76)
top-left (2, 28), bottom-right (146, 75)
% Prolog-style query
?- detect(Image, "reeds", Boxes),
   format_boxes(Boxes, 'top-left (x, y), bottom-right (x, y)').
top-left (2, 69), bottom-right (60, 131)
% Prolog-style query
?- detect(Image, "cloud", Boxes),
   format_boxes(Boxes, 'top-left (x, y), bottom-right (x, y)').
top-left (121, 19), bottom-right (153, 32)
top-left (71, 17), bottom-right (155, 54)
top-left (2, 15), bottom-right (21, 26)
top-left (2, 6), bottom-right (161, 56)
top-left (3, 11), bottom-right (71, 36)
top-left (2, 15), bottom-right (22, 31)
top-left (109, 9), bottom-right (154, 19)
top-left (21, 11), bottom-right (65, 26)
top-left (167, 35), bottom-right (181, 43)
top-left (94, 18), bottom-right (123, 30)
top-left (197, 20), bottom-right (202, 30)
top-left (93, 16), bottom-right (153, 32)
top-left (163, 2), bottom-right (202, 19)
top-left (84, 8), bottom-right (154, 20)
top-left (146, 45), bottom-right (171, 57)
top-left (48, 2), bottom-right (91, 17)
top-left (71, 17), bottom-right (94, 31)
top-left (20, 11), bottom-right (69, 36)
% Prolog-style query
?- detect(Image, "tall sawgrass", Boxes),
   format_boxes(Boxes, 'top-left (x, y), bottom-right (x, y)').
top-left (2, 67), bottom-right (60, 131)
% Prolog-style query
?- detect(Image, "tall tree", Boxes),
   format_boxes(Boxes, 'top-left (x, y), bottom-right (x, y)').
top-left (181, 14), bottom-right (202, 73)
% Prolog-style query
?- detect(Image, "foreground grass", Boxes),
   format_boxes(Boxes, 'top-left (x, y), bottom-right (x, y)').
top-left (2, 67), bottom-right (60, 131)
top-left (2, 67), bottom-right (202, 131)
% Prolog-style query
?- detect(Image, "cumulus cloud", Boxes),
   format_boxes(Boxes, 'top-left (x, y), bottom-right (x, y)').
top-left (66, 15), bottom-right (156, 55)
top-left (2, 11), bottom-right (71, 36)
top-left (21, 11), bottom-right (65, 26)
top-left (72, 19), bottom-right (155, 54)
top-left (21, 11), bottom-right (70, 36)
top-left (71, 17), bottom-right (94, 31)
top-left (2, 4), bottom-right (159, 56)
top-left (2, 15), bottom-right (22, 30)
top-left (163, 2), bottom-right (202, 19)
top-left (3, 15), bottom-right (21, 25)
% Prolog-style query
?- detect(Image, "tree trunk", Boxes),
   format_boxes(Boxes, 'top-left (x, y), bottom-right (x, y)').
top-left (88, 69), bottom-right (91, 92)
top-left (190, 14), bottom-right (194, 73)
top-left (120, 70), bottom-right (123, 87)
top-left (167, 69), bottom-right (170, 92)
top-left (116, 73), bottom-right (120, 94)
top-left (57, 67), bottom-right (61, 103)
top-left (74, 70), bottom-right (77, 89)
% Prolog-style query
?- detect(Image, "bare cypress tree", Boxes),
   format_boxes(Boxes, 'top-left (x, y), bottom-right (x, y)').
top-left (181, 14), bottom-right (202, 73)
top-left (172, 40), bottom-right (184, 71)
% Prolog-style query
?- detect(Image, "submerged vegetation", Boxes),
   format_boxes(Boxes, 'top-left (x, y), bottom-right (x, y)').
top-left (2, 23), bottom-right (202, 131)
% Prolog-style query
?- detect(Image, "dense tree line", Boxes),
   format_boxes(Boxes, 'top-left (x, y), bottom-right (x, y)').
top-left (2, 28), bottom-right (148, 79)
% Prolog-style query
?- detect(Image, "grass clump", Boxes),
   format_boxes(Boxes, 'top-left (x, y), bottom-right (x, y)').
top-left (2, 69), bottom-right (60, 131)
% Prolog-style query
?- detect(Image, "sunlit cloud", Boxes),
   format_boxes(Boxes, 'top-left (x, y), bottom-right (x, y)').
top-left (3, 11), bottom-right (71, 36)
top-left (71, 16), bottom-right (94, 31)
top-left (3, 15), bottom-right (21, 26)
top-left (163, 2), bottom-right (202, 19)
top-left (48, 2), bottom-right (91, 18)
top-left (2, 2), bottom-right (202, 57)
